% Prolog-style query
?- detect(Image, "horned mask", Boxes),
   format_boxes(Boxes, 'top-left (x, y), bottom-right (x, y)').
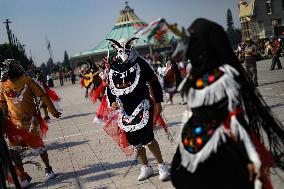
top-left (106, 38), bottom-right (138, 63)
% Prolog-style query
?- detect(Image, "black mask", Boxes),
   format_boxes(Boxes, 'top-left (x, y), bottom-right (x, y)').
top-left (186, 18), bottom-right (237, 78)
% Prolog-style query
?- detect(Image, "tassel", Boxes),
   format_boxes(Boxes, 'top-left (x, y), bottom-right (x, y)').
top-left (95, 95), bottom-right (109, 122)
top-left (4, 119), bottom-right (44, 148)
top-left (45, 88), bottom-right (59, 101)
top-left (80, 78), bottom-right (85, 88)
top-left (120, 130), bottom-right (129, 148)
top-left (251, 134), bottom-right (273, 189)
top-left (90, 83), bottom-right (104, 104)
top-left (36, 115), bottom-right (48, 136)
top-left (154, 114), bottom-right (168, 133)
top-left (102, 111), bottom-right (133, 156)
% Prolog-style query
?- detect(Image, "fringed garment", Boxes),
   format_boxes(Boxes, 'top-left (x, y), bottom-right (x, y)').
top-left (106, 57), bottom-right (166, 150)
top-left (171, 65), bottom-right (261, 189)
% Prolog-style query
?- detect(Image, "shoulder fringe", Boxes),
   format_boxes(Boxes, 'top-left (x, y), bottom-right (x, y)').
top-left (186, 65), bottom-right (240, 110)
top-left (230, 116), bottom-right (261, 170)
top-left (179, 115), bottom-right (261, 173)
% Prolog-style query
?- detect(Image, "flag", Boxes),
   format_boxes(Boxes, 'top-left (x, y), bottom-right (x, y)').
top-left (47, 41), bottom-right (51, 50)
top-left (135, 18), bottom-right (169, 42)
top-left (135, 18), bottom-right (182, 42)
top-left (133, 23), bottom-right (148, 29)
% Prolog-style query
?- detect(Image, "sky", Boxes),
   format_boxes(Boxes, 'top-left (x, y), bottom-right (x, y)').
top-left (0, 0), bottom-right (241, 66)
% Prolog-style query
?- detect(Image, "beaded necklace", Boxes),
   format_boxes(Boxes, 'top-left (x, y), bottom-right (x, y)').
top-left (193, 68), bottom-right (224, 89)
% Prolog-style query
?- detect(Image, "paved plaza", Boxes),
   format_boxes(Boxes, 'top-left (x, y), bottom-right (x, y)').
top-left (22, 59), bottom-right (284, 189)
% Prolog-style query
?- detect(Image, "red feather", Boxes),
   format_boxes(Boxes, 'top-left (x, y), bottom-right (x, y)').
top-left (251, 134), bottom-right (273, 189)
top-left (45, 88), bottom-right (59, 101)
top-left (81, 78), bottom-right (85, 88)
top-left (90, 83), bottom-right (104, 104)
top-left (4, 118), bottom-right (44, 148)
top-left (36, 115), bottom-right (49, 136)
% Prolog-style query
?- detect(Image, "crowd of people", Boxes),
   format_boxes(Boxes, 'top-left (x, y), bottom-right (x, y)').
top-left (236, 37), bottom-right (283, 87)
top-left (236, 37), bottom-right (284, 62)
top-left (1, 18), bottom-right (284, 189)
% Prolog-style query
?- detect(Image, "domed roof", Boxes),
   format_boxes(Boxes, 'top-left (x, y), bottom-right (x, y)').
top-left (71, 2), bottom-right (177, 59)
top-left (115, 3), bottom-right (144, 26)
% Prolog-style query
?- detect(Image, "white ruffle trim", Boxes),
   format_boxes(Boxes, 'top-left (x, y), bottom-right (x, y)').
top-left (118, 99), bottom-right (150, 132)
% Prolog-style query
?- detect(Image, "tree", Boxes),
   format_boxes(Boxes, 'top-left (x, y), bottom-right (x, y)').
top-left (229, 29), bottom-right (242, 49)
top-left (62, 50), bottom-right (71, 71)
top-left (40, 63), bottom-right (48, 76)
top-left (52, 61), bottom-right (61, 73)
top-left (225, 9), bottom-right (242, 50)
top-left (46, 57), bottom-right (54, 74)
top-left (0, 43), bottom-right (30, 70)
top-left (226, 9), bottom-right (234, 32)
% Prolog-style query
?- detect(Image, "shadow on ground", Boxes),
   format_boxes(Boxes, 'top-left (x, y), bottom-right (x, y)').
top-left (259, 79), bottom-right (284, 86)
top-left (270, 103), bottom-right (284, 109)
top-left (29, 159), bottom-right (144, 188)
top-left (60, 112), bottom-right (95, 120)
top-left (153, 121), bottom-right (181, 133)
top-left (46, 140), bottom-right (89, 151)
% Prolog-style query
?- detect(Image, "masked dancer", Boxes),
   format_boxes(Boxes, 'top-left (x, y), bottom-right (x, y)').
top-left (0, 59), bottom-right (61, 188)
top-left (170, 19), bottom-right (284, 189)
top-left (105, 38), bottom-right (169, 181)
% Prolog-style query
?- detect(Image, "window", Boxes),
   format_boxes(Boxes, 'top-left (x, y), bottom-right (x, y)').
top-left (257, 21), bottom-right (265, 38)
top-left (265, 0), bottom-right (272, 14)
top-left (257, 21), bottom-right (264, 32)
top-left (272, 19), bottom-right (281, 27)
top-left (282, 0), bottom-right (284, 11)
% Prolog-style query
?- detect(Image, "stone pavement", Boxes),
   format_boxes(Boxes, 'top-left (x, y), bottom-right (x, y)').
top-left (21, 59), bottom-right (284, 189)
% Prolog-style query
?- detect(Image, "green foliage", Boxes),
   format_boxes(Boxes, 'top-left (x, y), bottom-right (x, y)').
top-left (226, 9), bottom-right (234, 32)
top-left (227, 29), bottom-right (242, 49)
top-left (225, 9), bottom-right (242, 49)
top-left (0, 43), bottom-right (30, 70)
top-left (51, 66), bottom-right (59, 73)
top-left (52, 62), bottom-right (61, 73)
top-left (40, 63), bottom-right (48, 76)
top-left (46, 57), bottom-right (54, 74)
top-left (62, 50), bottom-right (71, 71)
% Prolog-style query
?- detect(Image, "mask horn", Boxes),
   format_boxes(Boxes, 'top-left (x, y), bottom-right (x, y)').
top-left (106, 39), bottom-right (123, 49)
top-left (125, 38), bottom-right (138, 50)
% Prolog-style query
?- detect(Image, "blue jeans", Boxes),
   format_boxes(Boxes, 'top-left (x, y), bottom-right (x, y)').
top-left (271, 55), bottom-right (282, 70)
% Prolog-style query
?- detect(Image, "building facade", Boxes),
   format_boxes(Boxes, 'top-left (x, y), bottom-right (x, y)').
top-left (239, 0), bottom-right (284, 40)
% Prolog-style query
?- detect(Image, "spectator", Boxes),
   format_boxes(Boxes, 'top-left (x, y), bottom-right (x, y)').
top-left (244, 38), bottom-right (258, 87)
top-left (71, 71), bottom-right (76, 84)
top-left (47, 74), bottom-right (54, 88)
top-left (59, 70), bottom-right (64, 86)
top-left (270, 38), bottom-right (283, 70)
